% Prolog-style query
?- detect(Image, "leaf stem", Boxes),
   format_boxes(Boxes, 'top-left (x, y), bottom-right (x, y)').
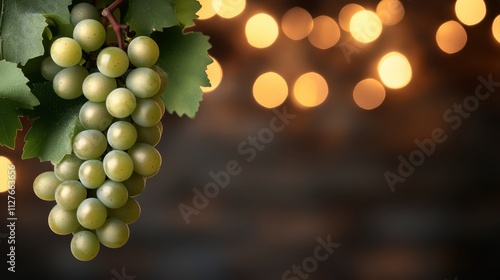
top-left (102, 0), bottom-right (128, 49)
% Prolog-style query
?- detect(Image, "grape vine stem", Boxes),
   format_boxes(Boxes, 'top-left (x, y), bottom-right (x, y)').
top-left (102, 0), bottom-right (128, 49)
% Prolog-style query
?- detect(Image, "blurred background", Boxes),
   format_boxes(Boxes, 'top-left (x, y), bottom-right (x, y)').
top-left (2, 0), bottom-right (500, 279)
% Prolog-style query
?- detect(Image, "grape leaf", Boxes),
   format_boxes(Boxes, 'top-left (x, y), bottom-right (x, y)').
top-left (22, 83), bottom-right (85, 164)
top-left (0, 60), bottom-right (39, 148)
top-left (1, 0), bottom-right (72, 65)
top-left (152, 26), bottom-right (212, 118)
top-left (174, 0), bottom-right (201, 28)
top-left (0, 101), bottom-right (22, 149)
top-left (125, 0), bottom-right (178, 36)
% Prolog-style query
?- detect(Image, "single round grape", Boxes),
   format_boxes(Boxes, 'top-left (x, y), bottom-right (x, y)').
top-left (70, 230), bottom-right (100, 261)
top-left (106, 88), bottom-right (137, 118)
top-left (33, 171), bottom-right (61, 201)
top-left (55, 180), bottom-right (88, 210)
top-left (41, 56), bottom-right (64, 81)
top-left (102, 150), bottom-right (134, 182)
top-left (151, 65), bottom-right (169, 94)
top-left (53, 65), bottom-right (89, 99)
top-left (82, 72), bottom-right (117, 102)
top-left (77, 197), bottom-right (108, 229)
top-left (96, 180), bottom-right (129, 209)
top-left (125, 67), bottom-right (161, 98)
top-left (128, 143), bottom-right (162, 177)
top-left (73, 129), bottom-right (108, 160)
top-left (50, 37), bottom-right (82, 67)
top-left (48, 204), bottom-right (81, 235)
top-left (79, 101), bottom-right (114, 131)
top-left (54, 153), bottom-right (84, 181)
top-left (79, 159), bottom-right (106, 189)
top-left (107, 197), bottom-right (141, 224)
top-left (107, 120), bottom-right (137, 150)
top-left (134, 122), bottom-right (162, 147)
top-left (96, 46), bottom-right (129, 78)
top-left (127, 36), bottom-right (160, 67)
top-left (70, 2), bottom-right (100, 26)
top-left (131, 98), bottom-right (162, 127)
top-left (96, 217), bottom-right (130, 248)
top-left (122, 172), bottom-right (146, 197)
top-left (73, 19), bottom-right (106, 53)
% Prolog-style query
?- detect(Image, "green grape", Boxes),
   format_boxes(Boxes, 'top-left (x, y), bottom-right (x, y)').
top-left (125, 67), bottom-right (161, 98)
top-left (50, 37), bottom-right (83, 67)
top-left (106, 87), bottom-right (137, 118)
top-left (107, 120), bottom-right (137, 150)
top-left (48, 204), bottom-right (81, 235)
top-left (70, 230), bottom-right (100, 261)
top-left (96, 180), bottom-right (129, 209)
top-left (82, 71), bottom-right (117, 102)
top-left (77, 197), bottom-right (108, 229)
top-left (131, 98), bottom-right (162, 127)
top-left (73, 19), bottom-right (106, 53)
top-left (70, 2), bottom-right (101, 26)
top-left (128, 143), bottom-right (162, 177)
top-left (33, 171), bottom-right (61, 201)
top-left (96, 217), bottom-right (130, 249)
top-left (127, 36), bottom-right (160, 67)
top-left (107, 196), bottom-right (141, 224)
top-left (102, 150), bottom-right (134, 182)
top-left (54, 153), bottom-right (84, 181)
top-left (151, 65), bottom-right (168, 94)
top-left (55, 180), bottom-right (88, 210)
top-left (151, 94), bottom-right (166, 117)
top-left (134, 122), bottom-right (162, 147)
top-left (53, 65), bottom-right (89, 99)
top-left (122, 172), bottom-right (146, 197)
top-left (40, 56), bottom-right (64, 81)
top-left (79, 159), bottom-right (106, 189)
top-left (96, 46), bottom-right (129, 78)
top-left (73, 129), bottom-right (108, 160)
top-left (79, 101), bottom-right (114, 131)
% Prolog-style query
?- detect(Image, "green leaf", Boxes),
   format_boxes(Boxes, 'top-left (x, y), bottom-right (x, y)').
top-left (0, 100), bottom-right (22, 149)
top-left (0, 60), bottom-right (39, 109)
top-left (174, 0), bottom-right (201, 28)
top-left (125, 0), bottom-right (178, 36)
top-left (1, 0), bottom-right (72, 65)
top-left (22, 83), bottom-right (85, 164)
top-left (152, 26), bottom-right (212, 118)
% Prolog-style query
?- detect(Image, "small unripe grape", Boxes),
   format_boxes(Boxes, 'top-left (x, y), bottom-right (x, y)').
top-left (70, 2), bottom-right (101, 26)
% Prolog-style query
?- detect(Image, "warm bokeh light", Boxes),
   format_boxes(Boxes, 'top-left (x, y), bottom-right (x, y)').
top-left (0, 156), bottom-right (14, 193)
top-left (350, 10), bottom-right (383, 43)
top-left (201, 56), bottom-right (223, 93)
top-left (377, 52), bottom-right (412, 89)
top-left (376, 0), bottom-right (405, 26)
top-left (339, 3), bottom-right (365, 32)
top-left (293, 72), bottom-right (329, 108)
top-left (253, 72), bottom-right (288, 108)
top-left (436, 20), bottom-right (467, 54)
top-left (492, 15), bottom-right (500, 43)
top-left (212, 0), bottom-right (246, 19)
top-left (455, 0), bottom-right (486, 26)
top-left (245, 13), bottom-right (279, 48)
top-left (353, 78), bottom-right (386, 110)
top-left (197, 0), bottom-right (217, 20)
top-left (281, 7), bottom-right (314, 40)
top-left (308, 16), bottom-right (341, 49)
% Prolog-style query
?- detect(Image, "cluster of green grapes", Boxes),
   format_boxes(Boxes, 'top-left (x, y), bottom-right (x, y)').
top-left (33, 2), bottom-right (166, 261)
